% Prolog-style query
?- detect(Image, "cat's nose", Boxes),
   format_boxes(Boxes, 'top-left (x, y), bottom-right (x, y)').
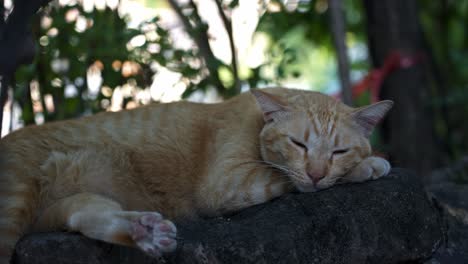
top-left (307, 171), bottom-right (325, 184)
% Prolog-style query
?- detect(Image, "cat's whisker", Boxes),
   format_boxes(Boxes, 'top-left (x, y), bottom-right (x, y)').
top-left (238, 160), bottom-right (290, 173)
top-left (264, 162), bottom-right (301, 177)
top-left (239, 162), bottom-right (283, 172)
top-left (237, 159), bottom-right (301, 183)
top-left (272, 179), bottom-right (295, 185)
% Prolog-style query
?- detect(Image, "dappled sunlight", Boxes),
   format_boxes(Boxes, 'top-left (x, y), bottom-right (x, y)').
top-left (150, 67), bottom-right (185, 103)
top-left (30, 80), bottom-right (45, 125)
top-left (87, 61), bottom-right (103, 99)
top-left (2, 0), bottom-right (357, 136)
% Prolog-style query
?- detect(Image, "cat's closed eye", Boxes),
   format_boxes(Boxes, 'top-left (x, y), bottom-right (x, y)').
top-left (332, 149), bottom-right (349, 156)
top-left (289, 137), bottom-right (308, 151)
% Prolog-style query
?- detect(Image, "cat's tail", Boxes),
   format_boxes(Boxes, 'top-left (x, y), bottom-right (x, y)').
top-left (0, 164), bottom-right (40, 264)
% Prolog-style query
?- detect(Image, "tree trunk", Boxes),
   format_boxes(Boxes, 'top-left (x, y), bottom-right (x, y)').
top-left (363, 0), bottom-right (439, 177)
top-left (329, 0), bottom-right (353, 106)
top-left (0, 0), bottom-right (52, 135)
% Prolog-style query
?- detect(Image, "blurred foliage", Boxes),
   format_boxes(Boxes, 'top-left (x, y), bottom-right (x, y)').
top-left (9, 0), bottom-right (468, 164)
top-left (15, 2), bottom-right (202, 124)
top-left (255, 0), bottom-right (368, 91)
top-left (419, 0), bottom-right (468, 160)
top-left (14, 0), bottom-right (369, 127)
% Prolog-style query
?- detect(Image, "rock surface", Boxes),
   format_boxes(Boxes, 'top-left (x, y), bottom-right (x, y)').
top-left (13, 169), bottom-right (444, 264)
top-left (426, 180), bottom-right (468, 263)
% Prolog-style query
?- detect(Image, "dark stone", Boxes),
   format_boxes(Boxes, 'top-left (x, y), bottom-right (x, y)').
top-left (426, 180), bottom-right (468, 263)
top-left (13, 169), bottom-right (444, 264)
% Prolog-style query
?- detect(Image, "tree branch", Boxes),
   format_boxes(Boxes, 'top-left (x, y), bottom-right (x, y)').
top-left (214, 0), bottom-right (240, 94)
top-left (0, 75), bottom-right (8, 136)
top-left (0, 0), bottom-right (53, 135)
top-left (0, 0), bottom-right (5, 29)
top-left (328, 0), bottom-right (353, 106)
top-left (166, 0), bottom-right (228, 92)
top-left (0, 0), bottom-right (7, 136)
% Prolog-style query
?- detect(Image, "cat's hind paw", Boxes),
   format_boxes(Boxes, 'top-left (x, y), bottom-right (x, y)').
top-left (130, 213), bottom-right (177, 257)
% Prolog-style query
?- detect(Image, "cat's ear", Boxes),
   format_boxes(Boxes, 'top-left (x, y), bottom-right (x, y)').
top-left (251, 89), bottom-right (289, 122)
top-left (351, 100), bottom-right (393, 137)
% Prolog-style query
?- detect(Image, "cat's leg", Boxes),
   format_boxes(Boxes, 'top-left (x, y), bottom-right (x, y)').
top-left (35, 192), bottom-right (177, 257)
top-left (342, 156), bottom-right (391, 183)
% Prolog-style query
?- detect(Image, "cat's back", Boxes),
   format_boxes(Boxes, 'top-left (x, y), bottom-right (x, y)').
top-left (0, 96), bottom-right (257, 170)
top-left (2, 100), bottom-right (209, 146)
top-left (0, 88), bottom-right (337, 157)
top-left (1, 88), bottom-right (333, 167)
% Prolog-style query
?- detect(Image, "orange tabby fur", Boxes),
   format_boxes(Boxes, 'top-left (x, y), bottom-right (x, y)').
top-left (0, 88), bottom-right (392, 262)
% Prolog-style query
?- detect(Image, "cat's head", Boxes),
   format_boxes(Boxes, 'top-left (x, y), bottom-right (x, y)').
top-left (252, 89), bottom-right (393, 192)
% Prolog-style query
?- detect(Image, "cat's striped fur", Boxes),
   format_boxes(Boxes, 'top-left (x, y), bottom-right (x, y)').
top-left (0, 88), bottom-right (392, 262)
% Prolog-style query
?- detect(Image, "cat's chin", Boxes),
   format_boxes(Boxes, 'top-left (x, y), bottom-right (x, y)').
top-left (294, 184), bottom-right (319, 193)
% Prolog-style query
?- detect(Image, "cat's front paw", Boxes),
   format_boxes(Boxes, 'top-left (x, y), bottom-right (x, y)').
top-left (365, 156), bottom-right (391, 179)
top-left (344, 156), bottom-right (391, 183)
top-left (130, 212), bottom-right (177, 257)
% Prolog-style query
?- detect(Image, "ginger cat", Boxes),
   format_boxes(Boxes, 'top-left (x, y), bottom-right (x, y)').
top-left (0, 88), bottom-right (393, 262)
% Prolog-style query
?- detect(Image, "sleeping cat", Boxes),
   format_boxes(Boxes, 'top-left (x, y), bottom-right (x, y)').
top-left (0, 88), bottom-right (392, 262)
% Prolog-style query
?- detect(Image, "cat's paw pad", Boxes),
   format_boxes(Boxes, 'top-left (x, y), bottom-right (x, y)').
top-left (367, 156), bottom-right (391, 179)
top-left (130, 213), bottom-right (177, 257)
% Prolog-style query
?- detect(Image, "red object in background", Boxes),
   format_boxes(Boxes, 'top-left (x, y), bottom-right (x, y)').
top-left (337, 51), bottom-right (425, 103)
